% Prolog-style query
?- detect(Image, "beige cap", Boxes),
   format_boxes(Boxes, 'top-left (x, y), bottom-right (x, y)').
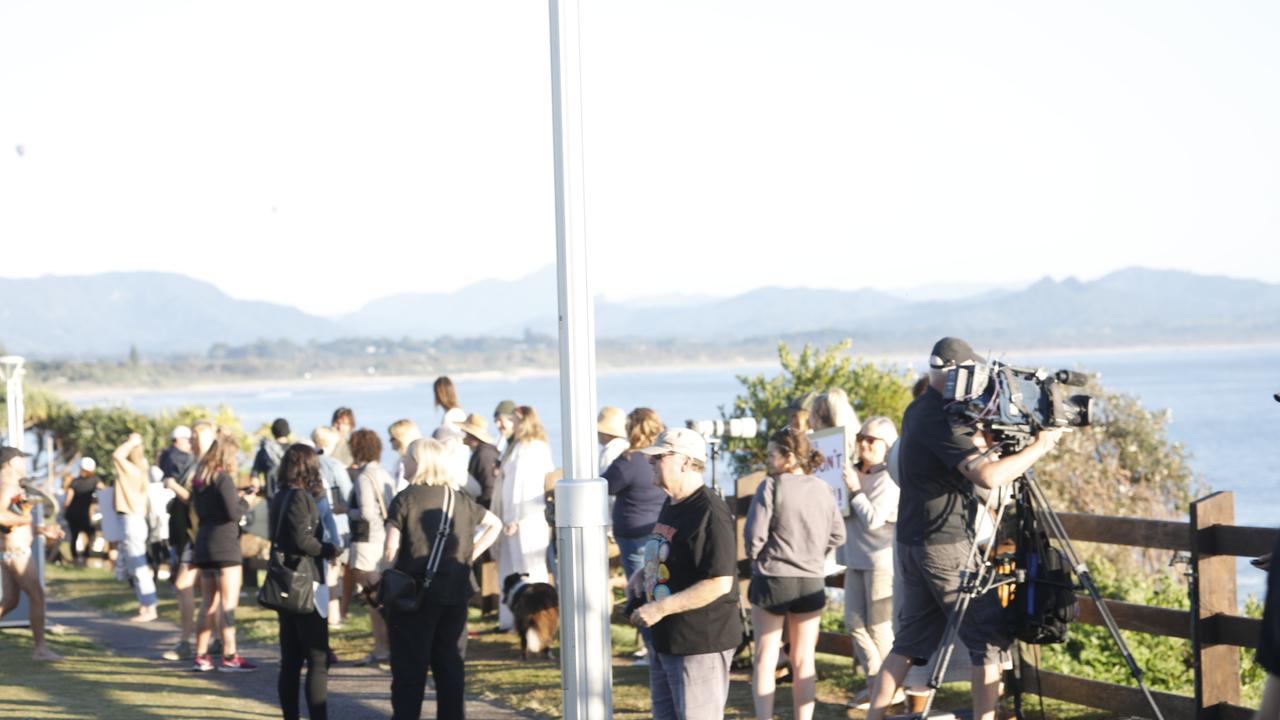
top-left (637, 428), bottom-right (707, 464)
top-left (458, 414), bottom-right (495, 445)
top-left (597, 406), bottom-right (626, 438)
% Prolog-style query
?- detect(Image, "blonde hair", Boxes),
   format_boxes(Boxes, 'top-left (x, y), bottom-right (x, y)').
top-left (195, 432), bottom-right (239, 489)
top-left (513, 406), bottom-right (548, 444)
top-left (388, 419), bottom-right (422, 454)
top-left (403, 438), bottom-right (451, 487)
top-left (626, 408), bottom-right (663, 452)
top-left (311, 425), bottom-right (338, 452)
top-left (815, 387), bottom-right (861, 433)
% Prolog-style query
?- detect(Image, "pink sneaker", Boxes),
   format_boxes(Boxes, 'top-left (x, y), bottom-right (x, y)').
top-left (218, 654), bottom-right (258, 673)
top-left (192, 654), bottom-right (214, 672)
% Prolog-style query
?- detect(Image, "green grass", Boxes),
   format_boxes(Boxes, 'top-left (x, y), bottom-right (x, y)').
top-left (43, 564), bottom-right (1114, 719)
top-left (0, 624), bottom-right (280, 719)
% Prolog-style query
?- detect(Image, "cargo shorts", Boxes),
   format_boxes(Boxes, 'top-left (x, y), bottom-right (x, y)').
top-left (891, 540), bottom-right (1011, 666)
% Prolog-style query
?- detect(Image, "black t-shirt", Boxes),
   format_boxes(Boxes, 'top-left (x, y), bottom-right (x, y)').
top-left (193, 471), bottom-right (247, 565)
top-left (642, 486), bottom-right (742, 656)
top-left (158, 447), bottom-right (194, 483)
top-left (603, 452), bottom-right (667, 539)
top-left (897, 387), bottom-right (980, 546)
top-left (387, 485), bottom-right (489, 606)
top-left (66, 474), bottom-right (99, 518)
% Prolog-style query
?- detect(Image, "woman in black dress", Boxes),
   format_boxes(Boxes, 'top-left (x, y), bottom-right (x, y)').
top-left (62, 457), bottom-right (102, 565)
top-left (191, 433), bottom-right (257, 672)
top-left (368, 437), bottom-right (502, 720)
top-left (270, 444), bottom-right (340, 720)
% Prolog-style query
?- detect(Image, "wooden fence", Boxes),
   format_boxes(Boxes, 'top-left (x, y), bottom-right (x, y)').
top-left (735, 470), bottom-right (1272, 720)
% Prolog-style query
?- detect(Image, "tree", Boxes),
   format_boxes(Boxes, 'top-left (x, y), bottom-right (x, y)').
top-left (721, 340), bottom-right (914, 476)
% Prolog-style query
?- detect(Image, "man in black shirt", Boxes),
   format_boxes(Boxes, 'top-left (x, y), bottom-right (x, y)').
top-left (628, 428), bottom-right (742, 720)
top-left (867, 337), bottom-right (1064, 720)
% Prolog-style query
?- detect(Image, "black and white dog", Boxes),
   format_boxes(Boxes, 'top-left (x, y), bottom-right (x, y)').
top-left (501, 573), bottom-right (559, 661)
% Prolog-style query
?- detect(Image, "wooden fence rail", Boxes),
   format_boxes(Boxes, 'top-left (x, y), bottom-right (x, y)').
top-left (731, 473), bottom-right (1267, 720)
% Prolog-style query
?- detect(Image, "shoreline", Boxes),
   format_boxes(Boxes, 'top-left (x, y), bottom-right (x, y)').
top-left (49, 340), bottom-right (1280, 402)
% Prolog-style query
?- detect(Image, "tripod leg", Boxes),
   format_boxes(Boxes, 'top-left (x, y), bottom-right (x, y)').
top-left (1022, 472), bottom-right (1167, 720)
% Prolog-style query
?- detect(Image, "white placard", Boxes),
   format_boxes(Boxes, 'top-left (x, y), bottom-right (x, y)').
top-left (809, 426), bottom-right (849, 518)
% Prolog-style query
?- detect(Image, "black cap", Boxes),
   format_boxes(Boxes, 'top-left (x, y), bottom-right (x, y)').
top-left (930, 337), bottom-right (982, 368)
top-left (0, 446), bottom-right (31, 466)
top-left (271, 418), bottom-right (291, 439)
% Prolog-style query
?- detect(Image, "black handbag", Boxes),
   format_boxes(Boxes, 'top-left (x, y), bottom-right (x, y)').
top-left (258, 490), bottom-right (317, 614)
top-left (378, 487), bottom-right (455, 613)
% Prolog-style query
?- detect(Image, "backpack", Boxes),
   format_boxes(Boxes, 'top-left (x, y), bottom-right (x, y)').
top-left (1009, 511), bottom-right (1078, 645)
top-left (257, 439), bottom-right (286, 499)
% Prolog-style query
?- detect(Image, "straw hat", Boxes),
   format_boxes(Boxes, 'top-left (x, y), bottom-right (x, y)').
top-left (597, 406), bottom-right (626, 438)
top-left (458, 414), bottom-right (495, 445)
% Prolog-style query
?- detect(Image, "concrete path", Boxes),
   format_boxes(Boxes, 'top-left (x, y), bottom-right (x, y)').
top-left (48, 600), bottom-right (535, 720)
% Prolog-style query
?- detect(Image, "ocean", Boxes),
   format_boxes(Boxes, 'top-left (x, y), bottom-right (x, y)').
top-left (67, 344), bottom-right (1280, 601)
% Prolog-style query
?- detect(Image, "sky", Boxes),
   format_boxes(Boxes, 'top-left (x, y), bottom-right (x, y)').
top-left (1, 2), bottom-right (1278, 316)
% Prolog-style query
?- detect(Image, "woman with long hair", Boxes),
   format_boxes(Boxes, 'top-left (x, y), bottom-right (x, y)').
top-left (347, 428), bottom-right (395, 666)
top-left (270, 444), bottom-right (340, 720)
top-left (191, 432), bottom-right (257, 672)
top-left (493, 405), bottom-right (554, 631)
top-left (743, 427), bottom-right (845, 720)
top-left (433, 376), bottom-right (466, 429)
top-left (387, 419), bottom-right (422, 492)
top-left (369, 438), bottom-right (502, 720)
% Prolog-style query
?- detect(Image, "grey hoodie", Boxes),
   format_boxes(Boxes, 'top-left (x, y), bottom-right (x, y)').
top-left (744, 472), bottom-right (845, 577)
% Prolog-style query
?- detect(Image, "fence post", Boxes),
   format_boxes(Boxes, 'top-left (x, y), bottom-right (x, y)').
top-left (1190, 491), bottom-right (1240, 718)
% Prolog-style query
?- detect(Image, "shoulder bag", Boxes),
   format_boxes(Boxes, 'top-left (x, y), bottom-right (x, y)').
top-left (257, 489), bottom-right (318, 614)
top-left (378, 487), bottom-right (456, 614)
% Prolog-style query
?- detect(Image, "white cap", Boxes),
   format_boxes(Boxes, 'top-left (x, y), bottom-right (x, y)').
top-left (80, 457), bottom-right (97, 473)
top-left (172, 425), bottom-right (192, 440)
top-left (637, 428), bottom-right (709, 464)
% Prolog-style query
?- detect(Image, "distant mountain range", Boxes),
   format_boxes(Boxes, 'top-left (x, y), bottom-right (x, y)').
top-left (2, 267), bottom-right (1278, 358)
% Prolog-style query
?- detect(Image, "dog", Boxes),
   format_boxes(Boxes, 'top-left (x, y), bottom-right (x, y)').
top-left (501, 573), bottom-right (559, 661)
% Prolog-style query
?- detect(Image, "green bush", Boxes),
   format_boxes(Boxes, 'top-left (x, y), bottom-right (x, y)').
top-left (721, 339), bottom-right (914, 476)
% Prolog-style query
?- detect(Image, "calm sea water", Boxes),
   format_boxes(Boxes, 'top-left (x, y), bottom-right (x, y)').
top-left (69, 345), bottom-right (1280, 600)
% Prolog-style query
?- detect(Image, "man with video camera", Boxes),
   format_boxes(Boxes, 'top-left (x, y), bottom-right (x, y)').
top-left (866, 337), bottom-right (1064, 720)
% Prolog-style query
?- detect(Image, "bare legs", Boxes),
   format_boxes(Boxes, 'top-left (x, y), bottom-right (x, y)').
top-left (175, 561), bottom-right (198, 644)
top-left (1, 552), bottom-right (61, 661)
top-left (750, 606), bottom-right (822, 720)
top-left (195, 565), bottom-right (242, 657)
top-left (866, 652), bottom-right (1001, 720)
top-left (354, 568), bottom-right (388, 657)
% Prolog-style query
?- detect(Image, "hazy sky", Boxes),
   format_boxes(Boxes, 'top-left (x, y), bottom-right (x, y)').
top-left (2, 2), bottom-right (1278, 316)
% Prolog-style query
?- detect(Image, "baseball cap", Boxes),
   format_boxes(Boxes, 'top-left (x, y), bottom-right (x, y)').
top-left (637, 428), bottom-right (708, 464)
top-left (0, 446), bottom-right (30, 466)
top-left (171, 425), bottom-right (192, 440)
top-left (80, 457), bottom-right (97, 473)
top-left (929, 337), bottom-right (983, 368)
top-left (493, 400), bottom-right (517, 417)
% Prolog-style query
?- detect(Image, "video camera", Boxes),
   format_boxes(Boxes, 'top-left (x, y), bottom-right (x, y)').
top-left (685, 418), bottom-right (759, 441)
top-left (944, 361), bottom-right (1095, 441)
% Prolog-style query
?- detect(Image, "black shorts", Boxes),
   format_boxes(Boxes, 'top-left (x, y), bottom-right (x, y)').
top-left (197, 560), bottom-right (240, 574)
top-left (748, 575), bottom-right (826, 615)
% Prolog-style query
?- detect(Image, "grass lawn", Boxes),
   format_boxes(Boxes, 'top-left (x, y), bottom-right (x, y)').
top-left (0, 624), bottom-right (280, 719)
top-left (43, 563), bottom-right (1114, 719)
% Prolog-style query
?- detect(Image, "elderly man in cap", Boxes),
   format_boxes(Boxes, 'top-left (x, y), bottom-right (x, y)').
top-left (1, 446), bottom-right (65, 660)
top-left (626, 428), bottom-right (742, 720)
top-left (865, 338), bottom-right (1065, 720)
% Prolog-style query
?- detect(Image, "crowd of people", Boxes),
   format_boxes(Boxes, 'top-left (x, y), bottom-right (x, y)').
top-left (6, 338), bottom-right (1276, 720)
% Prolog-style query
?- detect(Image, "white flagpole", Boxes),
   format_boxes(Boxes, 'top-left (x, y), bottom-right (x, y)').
top-left (548, 0), bottom-right (614, 717)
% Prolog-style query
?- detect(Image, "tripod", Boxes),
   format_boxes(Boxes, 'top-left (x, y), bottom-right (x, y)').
top-left (913, 467), bottom-right (1166, 720)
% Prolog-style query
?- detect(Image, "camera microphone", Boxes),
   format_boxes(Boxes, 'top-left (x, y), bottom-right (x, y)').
top-left (1053, 370), bottom-right (1091, 387)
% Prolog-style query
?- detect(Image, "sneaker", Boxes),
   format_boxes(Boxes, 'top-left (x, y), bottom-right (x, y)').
top-left (163, 641), bottom-right (192, 661)
top-left (218, 654), bottom-right (258, 673)
top-left (192, 654), bottom-right (215, 672)
top-left (631, 656), bottom-right (650, 667)
top-left (847, 688), bottom-right (871, 710)
top-left (353, 652), bottom-right (389, 667)
top-left (632, 645), bottom-right (648, 659)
